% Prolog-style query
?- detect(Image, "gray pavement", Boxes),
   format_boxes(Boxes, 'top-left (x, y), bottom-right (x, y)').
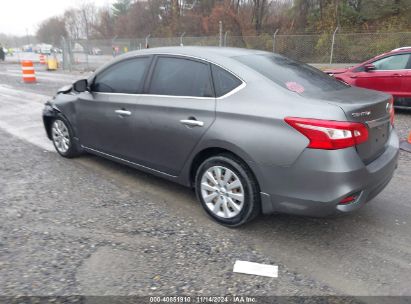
top-left (0, 62), bottom-right (411, 298)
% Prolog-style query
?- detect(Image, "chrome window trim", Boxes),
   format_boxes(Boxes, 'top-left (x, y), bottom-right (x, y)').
top-left (92, 81), bottom-right (246, 100)
top-left (82, 146), bottom-right (177, 178)
top-left (91, 52), bottom-right (246, 100)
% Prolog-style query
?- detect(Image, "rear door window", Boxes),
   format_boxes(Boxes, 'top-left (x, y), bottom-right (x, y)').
top-left (92, 57), bottom-right (151, 94)
top-left (148, 57), bottom-right (213, 97)
top-left (234, 54), bottom-right (348, 96)
top-left (211, 65), bottom-right (242, 97)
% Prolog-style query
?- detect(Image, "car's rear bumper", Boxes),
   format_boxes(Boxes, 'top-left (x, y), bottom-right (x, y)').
top-left (258, 129), bottom-right (399, 217)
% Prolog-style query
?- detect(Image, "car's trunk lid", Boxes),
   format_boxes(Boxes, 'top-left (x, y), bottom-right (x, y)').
top-left (314, 87), bottom-right (392, 164)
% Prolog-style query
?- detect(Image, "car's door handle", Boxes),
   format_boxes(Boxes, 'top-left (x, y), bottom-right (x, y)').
top-left (180, 119), bottom-right (204, 127)
top-left (393, 73), bottom-right (403, 77)
top-left (115, 109), bottom-right (131, 116)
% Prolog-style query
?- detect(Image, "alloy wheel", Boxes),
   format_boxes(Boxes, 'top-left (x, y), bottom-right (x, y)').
top-left (52, 120), bottom-right (70, 154)
top-left (200, 166), bottom-right (245, 218)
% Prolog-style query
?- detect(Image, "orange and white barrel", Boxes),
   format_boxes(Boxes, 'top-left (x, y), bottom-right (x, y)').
top-left (39, 54), bottom-right (46, 64)
top-left (21, 60), bottom-right (36, 83)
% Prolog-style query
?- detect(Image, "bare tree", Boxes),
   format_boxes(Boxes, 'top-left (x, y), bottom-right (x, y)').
top-left (252, 0), bottom-right (268, 33)
top-left (64, 1), bottom-right (97, 40)
top-left (37, 17), bottom-right (68, 46)
top-left (64, 9), bottom-right (83, 40)
top-left (79, 1), bottom-right (97, 40)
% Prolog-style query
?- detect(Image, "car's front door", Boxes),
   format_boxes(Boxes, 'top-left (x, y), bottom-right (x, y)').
top-left (76, 56), bottom-right (152, 159)
top-left (354, 53), bottom-right (411, 97)
top-left (131, 55), bottom-right (216, 176)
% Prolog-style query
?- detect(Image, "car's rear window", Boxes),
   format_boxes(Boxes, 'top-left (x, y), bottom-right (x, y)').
top-left (233, 54), bottom-right (348, 95)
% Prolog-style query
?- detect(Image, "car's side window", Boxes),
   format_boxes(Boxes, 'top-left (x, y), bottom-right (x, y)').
top-left (211, 65), bottom-right (242, 97)
top-left (148, 57), bottom-right (213, 97)
top-left (91, 57), bottom-right (151, 94)
top-left (372, 54), bottom-right (411, 71)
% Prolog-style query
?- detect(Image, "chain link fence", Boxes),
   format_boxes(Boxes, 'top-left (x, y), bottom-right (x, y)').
top-left (60, 31), bottom-right (411, 71)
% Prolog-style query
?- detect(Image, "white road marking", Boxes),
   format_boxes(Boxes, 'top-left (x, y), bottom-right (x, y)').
top-left (0, 84), bottom-right (54, 151)
top-left (233, 260), bottom-right (278, 278)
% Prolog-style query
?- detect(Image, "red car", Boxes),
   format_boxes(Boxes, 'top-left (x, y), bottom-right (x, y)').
top-left (325, 47), bottom-right (411, 109)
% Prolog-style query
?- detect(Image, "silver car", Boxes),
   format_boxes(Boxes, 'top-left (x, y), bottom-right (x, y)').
top-left (43, 47), bottom-right (399, 226)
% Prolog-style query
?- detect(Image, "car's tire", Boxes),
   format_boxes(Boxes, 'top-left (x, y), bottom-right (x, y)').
top-left (195, 154), bottom-right (261, 227)
top-left (50, 114), bottom-right (81, 158)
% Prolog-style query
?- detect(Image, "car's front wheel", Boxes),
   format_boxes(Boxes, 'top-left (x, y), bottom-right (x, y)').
top-left (51, 115), bottom-right (81, 158)
top-left (195, 154), bottom-right (260, 227)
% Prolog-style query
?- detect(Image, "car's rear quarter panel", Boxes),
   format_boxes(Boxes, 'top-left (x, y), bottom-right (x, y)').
top-left (190, 65), bottom-right (349, 197)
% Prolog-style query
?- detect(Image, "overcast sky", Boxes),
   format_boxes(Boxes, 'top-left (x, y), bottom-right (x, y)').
top-left (0, 0), bottom-right (114, 36)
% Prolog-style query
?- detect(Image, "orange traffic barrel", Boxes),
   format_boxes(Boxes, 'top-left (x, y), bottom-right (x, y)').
top-left (39, 54), bottom-right (46, 64)
top-left (400, 131), bottom-right (411, 152)
top-left (21, 60), bottom-right (36, 83)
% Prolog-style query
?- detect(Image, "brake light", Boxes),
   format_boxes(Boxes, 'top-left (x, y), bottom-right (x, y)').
top-left (388, 96), bottom-right (395, 125)
top-left (285, 117), bottom-right (369, 150)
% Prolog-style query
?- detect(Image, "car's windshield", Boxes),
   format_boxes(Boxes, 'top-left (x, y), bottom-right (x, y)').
top-left (233, 54), bottom-right (349, 96)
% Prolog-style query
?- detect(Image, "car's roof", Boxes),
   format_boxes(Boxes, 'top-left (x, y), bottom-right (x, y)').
top-left (122, 46), bottom-right (269, 59)
top-left (360, 47), bottom-right (411, 64)
top-left (93, 46), bottom-right (272, 79)
top-left (391, 46), bottom-right (411, 52)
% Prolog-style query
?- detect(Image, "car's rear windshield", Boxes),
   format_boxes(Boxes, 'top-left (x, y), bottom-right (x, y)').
top-left (233, 54), bottom-right (349, 95)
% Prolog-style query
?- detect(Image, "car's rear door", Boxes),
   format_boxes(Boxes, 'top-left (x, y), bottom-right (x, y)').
top-left (354, 53), bottom-right (410, 97)
top-left (76, 56), bottom-right (152, 159)
top-left (131, 55), bottom-right (216, 176)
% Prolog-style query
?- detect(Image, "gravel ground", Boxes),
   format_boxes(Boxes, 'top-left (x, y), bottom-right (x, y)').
top-left (0, 129), bottom-right (334, 297)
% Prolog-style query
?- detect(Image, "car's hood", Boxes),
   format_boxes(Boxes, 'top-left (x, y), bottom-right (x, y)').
top-left (324, 68), bottom-right (349, 75)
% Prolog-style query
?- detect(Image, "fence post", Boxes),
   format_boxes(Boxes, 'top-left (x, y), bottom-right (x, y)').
top-left (145, 34), bottom-right (151, 48)
top-left (61, 36), bottom-right (67, 71)
top-left (180, 32), bottom-right (186, 46)
top-left (224, 31), bottom-right (229, 47)
top-left (219, 21), bottom-right (223, 47)
top-left (111, 35), bottom-right (118, 57)
top-left (85, 40), bottom-right (89, 70)
top-left (67, 38), bottom-right (73, 72)
top-left (273, 29), bottom-right (279, 53)
top-left (330, 27), bottom-right (339, 64)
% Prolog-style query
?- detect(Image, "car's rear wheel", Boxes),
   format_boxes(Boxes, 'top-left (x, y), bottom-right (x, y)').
top-left (51, 115), bottom-right (81, 158)
top-left (195, 154), bottom-right (260, 227)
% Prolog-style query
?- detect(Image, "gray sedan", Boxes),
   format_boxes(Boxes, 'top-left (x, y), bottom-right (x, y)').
top-left (43, 47), bottom-right (399, 226)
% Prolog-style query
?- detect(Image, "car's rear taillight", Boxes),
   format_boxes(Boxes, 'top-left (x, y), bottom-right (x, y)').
top-left (285, 117), bottom-right (369, 150)
top-left (388, 96), bottom-right (395, 125)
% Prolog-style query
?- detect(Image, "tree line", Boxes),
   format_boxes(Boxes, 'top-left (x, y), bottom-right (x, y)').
top-left (34, 0), bottom-right (411, 46)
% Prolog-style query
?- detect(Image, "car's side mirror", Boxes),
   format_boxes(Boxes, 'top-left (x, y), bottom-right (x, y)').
top-left (364, 64), bottom-right (376, 72)
top-left (73, 79), bottom-right (88, 92)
